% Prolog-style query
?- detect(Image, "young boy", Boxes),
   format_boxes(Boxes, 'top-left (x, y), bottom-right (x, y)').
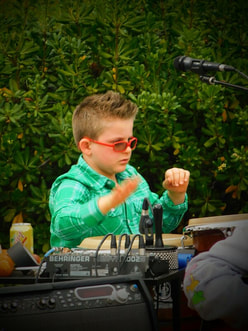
top-left (49, 91), bottom-right (190, 248)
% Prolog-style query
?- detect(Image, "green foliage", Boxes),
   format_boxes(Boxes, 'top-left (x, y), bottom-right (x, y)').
top-left (1, 0), bottom-right (248, 253)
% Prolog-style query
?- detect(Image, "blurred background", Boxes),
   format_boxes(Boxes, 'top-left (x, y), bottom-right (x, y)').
top-left (1, 0), bottom-right (248, 254)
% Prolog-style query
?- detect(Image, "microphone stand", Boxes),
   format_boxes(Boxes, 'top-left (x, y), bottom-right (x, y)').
top-left (200, 75), bottom-right (248, 92)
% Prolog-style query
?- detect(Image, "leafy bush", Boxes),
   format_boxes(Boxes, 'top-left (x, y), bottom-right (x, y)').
top-left (1, 0), bottom-right (248, 253)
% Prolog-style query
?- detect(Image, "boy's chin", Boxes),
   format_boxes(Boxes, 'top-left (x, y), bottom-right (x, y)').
top-left (116, 164), bottom-right (128, 173)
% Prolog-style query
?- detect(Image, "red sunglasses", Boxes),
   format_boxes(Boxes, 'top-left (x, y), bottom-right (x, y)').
top-left (85, 137), bottom-right (138, 152)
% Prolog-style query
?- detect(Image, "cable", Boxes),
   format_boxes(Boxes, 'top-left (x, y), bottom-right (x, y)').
top-left (119, 234), bottom-right (141, 272)
top-left (44, 247), bottom-right (56, 257)
top-left (35, 257), bottom-right (47, 283)
top-left (94, 233), bottom-right (113, 277)
top-left (35, 247), bottom-right (62, 283)
top-left (117, 234), bottom-right (131, 271)
top-left (234, 68), bottom-right (248, 81)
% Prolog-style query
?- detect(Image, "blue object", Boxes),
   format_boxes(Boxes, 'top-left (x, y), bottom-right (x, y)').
top-left (178, 253), bottom-right (193, 269)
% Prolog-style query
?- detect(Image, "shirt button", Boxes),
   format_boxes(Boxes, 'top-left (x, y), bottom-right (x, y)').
top-left (106, 180), bottom-right (113, 187)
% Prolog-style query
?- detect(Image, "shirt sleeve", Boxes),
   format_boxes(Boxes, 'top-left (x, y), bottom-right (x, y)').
top-left (50, 179), bottom-right (105, 242)
top-left (183, 225), bottom-right (248, 329)
top-left (160, 191), bottom-right (188, 233)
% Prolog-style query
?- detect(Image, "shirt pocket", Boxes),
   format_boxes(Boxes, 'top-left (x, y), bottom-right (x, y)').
top-left (101, 205), bottom-right (126, 234)
top-left (127, 198), bottom-right (147, 228)
top-left (107, 205), bottom-right (123, 218)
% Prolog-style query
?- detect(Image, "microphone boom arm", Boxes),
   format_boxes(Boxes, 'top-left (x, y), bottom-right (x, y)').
top-left (200, 75), bottom-right (248, 92)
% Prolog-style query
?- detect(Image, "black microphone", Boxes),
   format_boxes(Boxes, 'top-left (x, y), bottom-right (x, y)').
top-left (174, 56), bottom-right (235, 75)
top-left (139, 198), bottom-right (151, 233)
top-left (139, 197), bottom-right (153, 246)
top-left (153, 204), bottom-right (164, 248)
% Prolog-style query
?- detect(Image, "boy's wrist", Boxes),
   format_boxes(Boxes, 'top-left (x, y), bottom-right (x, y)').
top-left (167, 190), bottom-right (186, 205)
top-left (98, 194), bottom-right (115, 215)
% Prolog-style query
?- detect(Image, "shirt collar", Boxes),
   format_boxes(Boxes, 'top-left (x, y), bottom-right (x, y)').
top-left (77, 155), bottom-right (128, 190)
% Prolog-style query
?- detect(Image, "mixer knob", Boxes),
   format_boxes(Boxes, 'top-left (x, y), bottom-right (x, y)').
top-left (130, 284), bottom-right (138, 293)
top-left (84, 300), bottom-right (89, 308)
top-left (48, 297), bottom-right (56, 308)
top-left (2, 302), bottom-right (8, 311)
top-left (37, 298), bottom-right (47, 309)
top-left (10, 302), bottom-right (18, 311)
top-left (116, 289), bottom-right (129, 303)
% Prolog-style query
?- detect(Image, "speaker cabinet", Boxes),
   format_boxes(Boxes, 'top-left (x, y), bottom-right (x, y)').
top-left (0, 275), bottom-right (157, 331)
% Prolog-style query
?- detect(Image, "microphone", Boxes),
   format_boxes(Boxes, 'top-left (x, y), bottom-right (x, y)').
top-left (174, 56), bottom-right (235, 75)
top-left (153, 204), bottom-right (164, 248)
top-left (139, 197), bottom-right (153, 246)
top-left (139, 198), bottom-right (151, 233)
top-left (146, 203), bottom-right (179, 274)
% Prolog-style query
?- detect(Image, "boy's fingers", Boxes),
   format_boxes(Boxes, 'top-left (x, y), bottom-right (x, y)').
top-left (110, 176), bottom-right (140, 206)
top-left (163, 168), bottom-right (190, 189)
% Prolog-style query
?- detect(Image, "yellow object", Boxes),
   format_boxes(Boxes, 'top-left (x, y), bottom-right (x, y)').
top-left (10, 222), bottom-right (34, 254)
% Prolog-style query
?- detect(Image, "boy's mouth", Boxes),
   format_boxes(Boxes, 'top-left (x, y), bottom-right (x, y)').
top-left (119, 158), bottom-right (129, 164)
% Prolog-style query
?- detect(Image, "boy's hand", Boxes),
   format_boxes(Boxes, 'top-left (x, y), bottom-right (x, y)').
top-left (110, 176), bottom-right (140, 206)
top-left (98, 176), bottom-right (140, 214)
top-left (162, 168), bottom-right (190, 205)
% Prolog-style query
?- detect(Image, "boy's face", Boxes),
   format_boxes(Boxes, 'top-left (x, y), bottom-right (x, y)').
top-left (86, 118), bottom-right (135, 181)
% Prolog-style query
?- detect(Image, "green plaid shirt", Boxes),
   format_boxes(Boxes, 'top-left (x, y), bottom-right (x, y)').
top-left (49, 155), bottom-right (188, 248)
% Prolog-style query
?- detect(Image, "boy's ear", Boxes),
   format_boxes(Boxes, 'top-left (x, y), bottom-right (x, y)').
top-left (78, 138), bottom-right (92, 155)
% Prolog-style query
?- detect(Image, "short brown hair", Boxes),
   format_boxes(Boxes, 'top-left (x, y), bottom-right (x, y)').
top-left (72, 90), bottom-right (138, 146)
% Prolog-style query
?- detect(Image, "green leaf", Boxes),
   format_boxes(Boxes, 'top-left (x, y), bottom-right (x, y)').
top-left (204, 137), bottom-right (217, 148)
top-left (4, 209), bottom-right (16, 223)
